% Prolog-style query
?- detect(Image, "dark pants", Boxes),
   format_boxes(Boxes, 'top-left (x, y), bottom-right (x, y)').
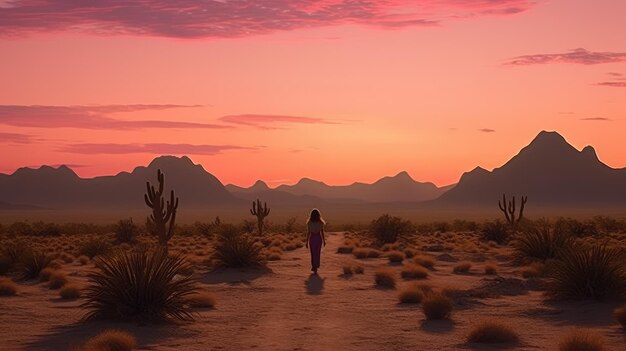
top-left (309, 233), bottom-right (322, 269)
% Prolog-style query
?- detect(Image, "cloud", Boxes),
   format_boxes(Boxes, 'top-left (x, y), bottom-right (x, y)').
top-left (478, 128), bottom-right (496, 133)
top-left (220, 114), bottom-right (339, 129)
top-left (580, 117), bottom-right (611, 121)
top-left (505, 48), bottom-right (626, 66)
top-left (0, 105), bottom-right (228, 130)
top-left (0, 131), bottom-right (34, 143)
top-left (58, 143), bottom-right (258, 155)
top-left (597, 81), bottom-right (626, 88)
top-left (607, 72), bottom-right (624, 77)
top-left (0, 0), bottom-right (537, 39)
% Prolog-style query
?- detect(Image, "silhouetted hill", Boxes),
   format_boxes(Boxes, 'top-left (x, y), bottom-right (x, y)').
top-left (0, 156), bottom-right (240, 209)
top-left (436, 131), bottom-right (626, 206)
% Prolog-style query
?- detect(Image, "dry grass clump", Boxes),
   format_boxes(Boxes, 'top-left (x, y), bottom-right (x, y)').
top-left (337, 245), bottom-right (354, 254)
top-left (213, 225), bottom-right (265, 268)
top-left (613, 305), bottom-right (626, 328)
top-left (49, 271), bottom-right (68, 289)
top-left (398, 283), bottom-right (430, 304)
top-left (515, 223), bottom-right (572, 261)
top-left (387, 250), bottom-right (405, 263)
top-left (60, 253), bottom-right (75, 264)
top-left (421, 292), bottom-right (453, 320)
top-left (78, 255), bottom-right (90, 265)
top-left (466, 320), bottom-right (519, 344)
top-left (17, 250), bottom-right (52, 280)
top-left (266, 247), bottom-right (282, 261)
top-left (453, 261), bottom-right (472, 274)
top-left (39, 267), bottom-right (57, 282)
top-left (367, 249), bottom-right (381, 258)
top-left (0, 277), bottom-right (18, 296)
top-left (484, 263), bottom-right (498, 275)
top-left (48, 258), bottom-right (64, 269)
top-left (60, 283), bottom-right (82, 299)
top-left (403, 248), bottom-right (417, 259)
top-left (79, 238), bottom-right (112, 259)
top-left (374, 267), bottom-right (396, 289)
top-left (401, 264), bottom-right (429, 279)
top-left (521, 262), bottom-right (544, 278)
top-left (187, 291), bottom-right (216, 308)
top-left (414, 255), bottom-right (435, 269)
top-left (558, 329), bottom-right (605, 351)
top-left (83, 329), bottom-right (137, 351)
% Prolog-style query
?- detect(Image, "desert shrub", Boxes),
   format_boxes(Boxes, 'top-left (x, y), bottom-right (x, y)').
top-left (31, 221), bottom-right (61, 236)
top-left (367, 249), bottom-right (381, 258)
top-left (466, 320), bottom-right (519, 344)
top-left (284, 217), bottom-right (298, 233)
top-left (39, 267), bottom-right (57, 281)
top-left (414, 255), bottom-right (435, 269)
top-left (453, 261), bottom-right (472, 274)
top-left (422, 292), bottom-right (453, 320)
top-left (78, 255), bottom-right (90, 265)
top-left (613, 305), bottom-right (626, 328)
top-left (515, 223), bottom-right (572, 261)
top-left (353, 264), bottom-right (364, 274)
top-left (555, 218), bottom-right (597, 237)
top-left (240, 220), bottom-right (256, 234)
top-left (374, 267), bottom-right (396, 288)
top-left (484, 263), bottom-right (498, 275)
top-left (83, 329), bottom-right (136, 351)
top-left (452, 219), bottom-right (479, 232)
top-left (480, 220), bottom-right (510, 244)
top-left (337, 246), bottom-right (354, 254)
top-left (7, 221), bottom-right (35, 236)
top-left (82, 249), bottom-right (198, 321)
top-left (49, 271), bottom-right (68, 289)
top-left (398, 283), bottom-right (429, 304)
top-left (558, 329), bottom-right (605, 351)
top-left (401, 264), bottom-right (428, 279)
top-left (60, 283), bottom-right (81, 299)
top-left (352, 248), bottom-right (369, 259)
top-left (403, 248), bottom-right (417, 259)
top-left (521, 262), bottom-right (544, 278)
top-left (79, 239), bottom-right (112, 258)
top-left (115, 219), bottom-right (138, 243)
top-left (187, 291), bottom-right (216, 308)
top-left (592, 216), bottom-right (621, 234)
top-left (213, 224), bottom-right (265, 267)
top-left (370, 214), bottom-right (412, 244)
top-left (0, 254), bottom-right (11, 275)
top-left (0, 277), bottom-right (18, 296)
top-left (17, 250), bottom-right (52, 280)
top-left (432, 221), bottom-right (450, 233)
top-left (387, 250), bottom-right (405, 263)
top-left (547, 244), bottom-right (625, 300)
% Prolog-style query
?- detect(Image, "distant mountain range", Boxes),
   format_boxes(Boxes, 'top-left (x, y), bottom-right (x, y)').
top-left (0, 131), bottom-right (624, 211)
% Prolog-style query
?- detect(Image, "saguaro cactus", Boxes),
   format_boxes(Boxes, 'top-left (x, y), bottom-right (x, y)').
top-left (250, 198), bottom-right (270, 235)
top-left (498, 193), bottom-right (527, 225)
top-left (144, 169), bottom-right (179, 251)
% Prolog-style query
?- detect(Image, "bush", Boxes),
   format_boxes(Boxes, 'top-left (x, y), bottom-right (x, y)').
top-left (115, 218), bottom-right (138, 243)
top-left (398, 283), bottom-right (430, 304)
top-left (453, 262), bottom-right (472, 274)
top-left (83, 329), bottom-right (136, 351)
top-left (337, 246), bottom-right (354, 254)
top-left (17, 250), bottom-right (52, 280)
top-left (547, 244), bottom-right (625, 300)
top-left (613, 305), bottom-right (626, 328)
top-left (558, 329), bottom-right (605, 351)
top-left (0, 254), bottom-right (11, 275)
top-left (352, 248), bottom-right (369, 259)
top-left (48, 271), bottom-right (68, 289)
top-left (521, 262), bottom-right (544, 278)
top-left (387, 250), bottom-right (405, 263)
top-left (187, 291), bottom-right (216, 308)
top-left (79, 239), bottom-right (112, 258)
top-left (414, 255), bottom-right (435, 269)
top-left (466, 320), bottom-right (519, 344)
top-left (401, 264), bottom-right (428, 279)
top-left (0, 277), bottom-right (17, 296)
top-left (484, 263), bottom-right (497, 275)
top-left (370, 214), bottom-right (412, 244)
top-left (515, 222), bottom-right (572, 261)
top-left (422, 292), bottom-right (453, 320)
top-left (213, 225), bottom-right (265, 267)
top-left (480, 220), bottom-right (510, 244)
top-left (374, 267), bottom-right (396, 288)
top-left (60, 283), bottom-right (81, 299)
top-left (82, 249), bottom-right (199, 321)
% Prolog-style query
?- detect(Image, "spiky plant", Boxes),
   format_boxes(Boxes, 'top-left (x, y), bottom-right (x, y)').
top-left (480, 219), bottom-right (510, 244)
top-left (17, 250), bottom-right (52, 280)
top-left (82, 249), bottom-right (198, 321)
top-left (213, 224), bottom-right (265, 268)
top-left (514, 222), bottom-right (572, 261)
top-left (79, 238), bottom-right (112, 258)
top-left (547, 244), bottom-right (625, 300)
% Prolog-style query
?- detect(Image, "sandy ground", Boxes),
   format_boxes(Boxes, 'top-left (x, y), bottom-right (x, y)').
top-left (1, 232), bottom-right (624, 350)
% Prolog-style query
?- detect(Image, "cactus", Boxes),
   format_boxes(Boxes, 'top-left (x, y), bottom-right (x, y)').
top-left (250, 198), bottom-right (270, 236)
top-left (144, 169), bottom-right (179, 251)
top-left (498, 193), bottom-right (527, 225)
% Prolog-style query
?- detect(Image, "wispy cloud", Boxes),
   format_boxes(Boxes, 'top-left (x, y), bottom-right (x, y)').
top-left (580, 117), bottom-right (611, 121)
top-left (0, 0), bottom-right (537, 39)
top-left (0, 105), bottom-right (228, 130)
top-left (220, 114), bottom-right (339, 129)
top-left (58, 143), bottom-right (258, 155)
top-left (505, 48), bottom-right (626, 66)
top-left (0, 131), bottom-right (35, 143)
top-left (478, 128), bottom-right (496, 133)
top-left (597, 81), bottom-right (626, 88)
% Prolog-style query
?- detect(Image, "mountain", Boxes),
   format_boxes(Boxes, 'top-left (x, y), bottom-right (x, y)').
top-left (436, 131), bottom-right (626, 206)
top-left (268, 171), bottom-right (450, 203)
top-left (0, 156), bottom-right (239, 209)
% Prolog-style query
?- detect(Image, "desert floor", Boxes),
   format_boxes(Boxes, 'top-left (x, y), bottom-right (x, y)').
top-left (1, 231), bottom-right (624, 350)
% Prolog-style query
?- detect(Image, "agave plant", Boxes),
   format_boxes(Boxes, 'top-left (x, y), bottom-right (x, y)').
top-left (213, 224), bottom-right (265, 267)
top-left (82, 249), bottom-right (199, 321)
top-left (548, 244), bottom-right (626, 300)
top-left (17, 250), bottom-right (52, 280)
top-left (514, 222), bottom-right (572, 261)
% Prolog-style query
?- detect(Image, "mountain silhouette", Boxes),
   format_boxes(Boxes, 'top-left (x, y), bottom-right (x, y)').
top-left (0, 156), bottom-right (239, 209)
top-left (436, 131), bottom-right (626, 206)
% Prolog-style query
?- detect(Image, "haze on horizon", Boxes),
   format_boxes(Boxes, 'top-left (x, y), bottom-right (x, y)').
top-left (1, 0), bottom-right (625, 188)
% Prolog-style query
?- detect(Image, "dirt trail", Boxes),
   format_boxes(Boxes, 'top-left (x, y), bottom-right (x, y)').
top-left (1, 232), bottom-right (624, 350)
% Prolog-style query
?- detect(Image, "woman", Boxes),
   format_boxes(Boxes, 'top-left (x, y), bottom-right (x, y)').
top-left (305, 208), bottom-right (326, 274)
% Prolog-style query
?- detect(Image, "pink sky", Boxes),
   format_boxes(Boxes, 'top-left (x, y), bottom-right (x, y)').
top-left (1, 0), bottom-right (625, 187)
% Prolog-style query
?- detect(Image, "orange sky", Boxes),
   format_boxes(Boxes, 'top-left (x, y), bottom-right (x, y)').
top-left (1, 0), bottom-right (625, 187)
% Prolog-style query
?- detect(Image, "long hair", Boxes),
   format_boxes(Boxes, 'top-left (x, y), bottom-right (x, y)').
top-left (308, 208), bottom-right (325, 224)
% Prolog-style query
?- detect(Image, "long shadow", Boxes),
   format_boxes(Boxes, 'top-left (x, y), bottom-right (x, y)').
top-left (26, 319), bottom-right (192, 351)
top-left (200, 266), bottom-right (273, 285)
top-left (526, 299), bottom-right (622, 327)
top-left (419, 319), bottom-right (455, 333)
top-left (305, 274), bottom-right (325, 295)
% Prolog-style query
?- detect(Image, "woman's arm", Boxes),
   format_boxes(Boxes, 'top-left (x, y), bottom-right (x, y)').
top-left (321, 228), bottom-right (326, 247)
top-left (305, 230), bottom-right (310, 248)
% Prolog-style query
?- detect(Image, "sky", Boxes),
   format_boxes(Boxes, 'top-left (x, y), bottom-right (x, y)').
top-left (1, 0), bottom-right (625, 187)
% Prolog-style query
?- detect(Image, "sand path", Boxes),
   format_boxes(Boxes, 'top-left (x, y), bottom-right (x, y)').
top-left (0, 231), bottom-right (624, 350)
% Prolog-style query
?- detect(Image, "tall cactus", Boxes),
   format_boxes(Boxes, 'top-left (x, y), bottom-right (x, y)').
top-left (498, 193), bottom-right (527, 225)
top-left (250, 198), bottom-right (270, 236)
top-left (144, 169), bottom-right (179, 251)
